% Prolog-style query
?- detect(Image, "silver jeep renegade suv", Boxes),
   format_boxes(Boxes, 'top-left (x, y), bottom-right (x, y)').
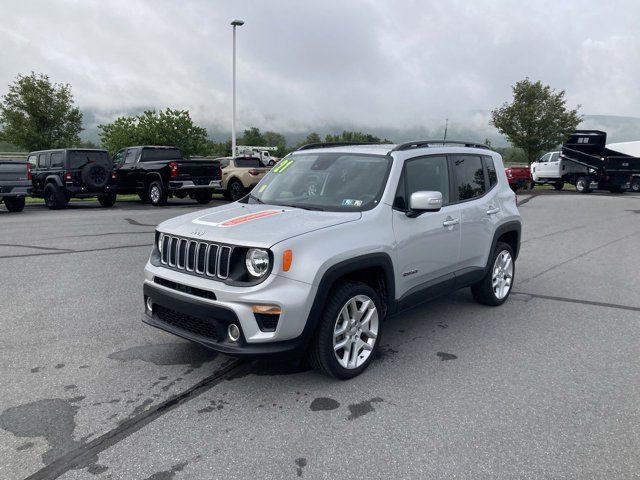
top-left (143, 140), bottom-right (521, 379)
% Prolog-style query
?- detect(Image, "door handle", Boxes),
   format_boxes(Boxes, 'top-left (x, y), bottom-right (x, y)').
top-left (486, 207), bottom-right (500, 215)
top-left (443, 217), bottom-right (459, 227)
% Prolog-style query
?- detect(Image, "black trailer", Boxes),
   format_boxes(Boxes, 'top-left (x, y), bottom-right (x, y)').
top-left (560, 130), bottom-right (640, 193)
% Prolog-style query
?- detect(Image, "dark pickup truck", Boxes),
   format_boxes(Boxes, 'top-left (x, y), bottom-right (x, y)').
top-left (0, 161), bottom-right (32, 212)
top-left (113, 146), bottom-right (222, 206)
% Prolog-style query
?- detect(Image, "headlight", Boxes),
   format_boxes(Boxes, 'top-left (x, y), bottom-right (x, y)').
top-left (245, 248), bottom-right (270, 277)
top-left (157, 233), bottom-right (163, 254)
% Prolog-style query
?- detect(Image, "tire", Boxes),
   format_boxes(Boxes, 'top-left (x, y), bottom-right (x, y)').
top-left (227, 180), bottom-right (245, 201)
top-left (81, 164), bottom-right (109, 189)
top-left (194, 191), bottom-right (212, 204)
top-left (44, 183), bottom-right (68, 209)
top-left (148, 180), bottom-right (167, 206)
top-left (138, 192), bottom-right (149, 203)
top-left (307, 281), bottom-right (383, 379)
top-left (3, 197), bottom-right (26, 212)
top-left (631, 179), bottom-right (640, 193)
top-left (174, 192), bottom-right (188, 199)
top-left (471, 241), bottom-right (515, 306)
top-left (575, 176), bottom-right (591, 194)
top-left (97, 192), bottom-right (117, 207)
top-left (553, 180), bottom-right (564, 190)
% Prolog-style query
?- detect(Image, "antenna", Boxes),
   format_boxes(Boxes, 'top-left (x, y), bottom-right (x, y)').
top-left (443, 118), bottom-right (449, 143)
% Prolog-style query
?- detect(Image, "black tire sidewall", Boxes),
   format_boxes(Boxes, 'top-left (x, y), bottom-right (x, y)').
top-left (312, 281), bottom-right (383, 379)
top-left (229, 181), bottom-right (244, 201)
top-left (472, 241), bottom-right (515, 306)
top-left (148, 181), bottom-right (166, 206)
top-left (98, 192), bottom-right (117, 207)
top-left (4, 196), bottom-right (25, 212)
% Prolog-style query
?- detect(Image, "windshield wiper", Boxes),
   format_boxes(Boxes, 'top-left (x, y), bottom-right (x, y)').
top-left (248, 194), bottom-right (264, 204)
top-left (278, 203), bottom-right (324, 211)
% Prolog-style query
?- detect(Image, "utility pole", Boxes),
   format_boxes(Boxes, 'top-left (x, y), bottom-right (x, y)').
top-left (231, 19), bottom-right (244, 157)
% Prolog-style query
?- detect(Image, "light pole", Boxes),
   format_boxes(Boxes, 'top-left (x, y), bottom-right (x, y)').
top-left (231, 19), bottom-right (244, 158)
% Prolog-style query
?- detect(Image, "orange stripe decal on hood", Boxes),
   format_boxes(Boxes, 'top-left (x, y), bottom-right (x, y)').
top-left (219, 210), bottom-right (281, 227)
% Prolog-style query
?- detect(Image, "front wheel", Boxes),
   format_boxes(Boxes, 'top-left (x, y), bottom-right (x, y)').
top-left (227, 180), bottom-right (245, 201)
top-left (307, 281), bottom-right (383, 379)
top-left (575, 176), bottom-right (591, 194)
top-left (3, 197), bottom-right (26, 212)
top-left (148, 181), bottom-right (167, 206)
top-left (44, 183), bottom-right (68, 209)
top-left (471, 241), bottom-right (515, 306)
top-left (98, 192), bottom-right (117, 207)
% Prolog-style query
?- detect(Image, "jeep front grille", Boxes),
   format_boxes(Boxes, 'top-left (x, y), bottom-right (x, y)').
top-left (159, 234), bottom-right (232, 280)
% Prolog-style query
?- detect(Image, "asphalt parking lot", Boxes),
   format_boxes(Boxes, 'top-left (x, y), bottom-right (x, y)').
top-left (1, 190), bottom-right (640, 480)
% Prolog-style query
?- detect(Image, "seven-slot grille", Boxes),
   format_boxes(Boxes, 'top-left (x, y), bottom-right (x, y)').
top-left (159, 234), bottom-right (232, 279)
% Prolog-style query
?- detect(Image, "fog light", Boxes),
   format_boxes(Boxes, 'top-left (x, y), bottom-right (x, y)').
top-left (228, 324), bottom-right (240, 342)
top-left (146, 297), bottom-right (153, 312)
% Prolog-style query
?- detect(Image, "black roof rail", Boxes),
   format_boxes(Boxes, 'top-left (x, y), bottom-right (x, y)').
top-left (296, 142), bottom-right (383, 151)
top-left (390, 140), bottom-right (491, 152)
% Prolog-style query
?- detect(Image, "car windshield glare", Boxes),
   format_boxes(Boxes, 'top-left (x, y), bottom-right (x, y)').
top-left (247, 153), bottom-right (391, 211)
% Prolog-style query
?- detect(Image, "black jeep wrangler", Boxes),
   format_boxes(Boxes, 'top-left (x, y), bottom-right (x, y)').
top-left (27, 149), bottom-right (117, 209)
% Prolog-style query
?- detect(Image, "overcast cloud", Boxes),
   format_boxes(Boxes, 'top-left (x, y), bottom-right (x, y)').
top-left (1, 0), bottom-right (640, 143)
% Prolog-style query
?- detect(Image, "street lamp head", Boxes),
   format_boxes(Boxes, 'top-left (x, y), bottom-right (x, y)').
top-left (231, 19), bottom-right (245, 26)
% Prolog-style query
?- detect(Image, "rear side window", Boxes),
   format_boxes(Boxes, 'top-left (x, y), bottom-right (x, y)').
top-left (235, 158), bottom-right (262, 168)
top-left (50, 152), bottom-right (64, 168)
top-left (69, 151), bottom-right (110, 169)
top-left (27, 155), bottom-right (37, 167)
top-left (550, 152), bottom-right (559, 162)
top-left (483, 156), bottom-right (498, 188)
top-left (141, 148), bottom-right (182, 161)
top-left (452, 155), bottom-right (486, 201)
top-left (38, 153), bottom-right (49, 168)
top-left (219, 158), bottom-right (230, 168)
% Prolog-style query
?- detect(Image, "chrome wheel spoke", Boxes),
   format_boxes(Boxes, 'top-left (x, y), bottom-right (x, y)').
top-left (333, 294), bottom-right (379, 370)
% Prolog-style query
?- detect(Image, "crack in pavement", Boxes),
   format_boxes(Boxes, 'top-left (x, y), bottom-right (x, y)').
top-left (0, 243), bottom-right (152, 260)
top-left (514, 291), bottom-right (640, 313)
top-left (0, 243), bottom-right (74, 252)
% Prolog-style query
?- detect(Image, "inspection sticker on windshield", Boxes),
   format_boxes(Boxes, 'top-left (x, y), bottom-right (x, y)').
top-left (342, 199), bottom-right (363, 207)
top-left (258, 184), bottom-right (268, 193)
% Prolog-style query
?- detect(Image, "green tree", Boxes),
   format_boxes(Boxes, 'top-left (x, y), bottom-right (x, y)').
top-left (0, 72), bottom-right (83, 151)
top-left (491, 78), bottom-right (582, 164)
top-left (299, 132), bottom-right (321, 147)
top-left (240, 127), bottom-right (265, 146)
top-left (98, 109), bottom-right (209, 156)
top-left (263, 131), bottom-right (287, 157)
top-left (325, 130), bottom-right (391, 143)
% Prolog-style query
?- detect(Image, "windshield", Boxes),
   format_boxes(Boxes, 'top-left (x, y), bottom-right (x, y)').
top-left (246, 153), bottom-right (391, 212)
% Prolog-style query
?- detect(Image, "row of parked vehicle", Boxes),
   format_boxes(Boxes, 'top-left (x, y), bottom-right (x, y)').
top-left (505, 131), bottom-right (640, 193)
top-left (0, 146), bottom-right (272, 212)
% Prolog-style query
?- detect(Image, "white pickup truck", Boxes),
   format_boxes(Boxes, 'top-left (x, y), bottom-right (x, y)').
top-left (530, 131), bottom-right (640, 193)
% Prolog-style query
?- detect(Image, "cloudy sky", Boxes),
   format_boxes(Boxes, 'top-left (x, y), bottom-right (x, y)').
top-left (1, 0), bottom-right (640, 143)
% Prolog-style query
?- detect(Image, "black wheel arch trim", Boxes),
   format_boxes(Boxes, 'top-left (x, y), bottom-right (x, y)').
top-left (491, 220), bottom-right (521, 260)
top-left (45, 175), bottom-right (63, 187)
top-left (298, 252), bottom-right (396, 352)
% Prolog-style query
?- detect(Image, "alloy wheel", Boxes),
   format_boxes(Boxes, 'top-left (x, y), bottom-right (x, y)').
top-left (492, 250), bottom-right (513, 300)
top-left (332, 295), bottom-right (379, 369)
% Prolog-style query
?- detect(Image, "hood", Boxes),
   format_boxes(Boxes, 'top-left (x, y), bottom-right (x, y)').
top-left (157, 203), bottom-right (361, 248)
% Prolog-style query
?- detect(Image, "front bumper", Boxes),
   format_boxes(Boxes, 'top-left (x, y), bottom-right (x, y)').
top-left (168, 180), bottom-right (222, 191)
top-left (143, 261), bottom-right (317, 356)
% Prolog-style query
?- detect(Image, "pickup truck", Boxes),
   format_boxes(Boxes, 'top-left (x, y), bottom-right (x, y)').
top-left (531, 131), bottom-right (640, 193)
top-left (113, 146), bottom-right (222, 206)
top-left (216, 156), bottom-right (270, 201)
top-left (504, 165), bottom-right (532, 191)
top-left (0, 161), bottom-right (32, 212)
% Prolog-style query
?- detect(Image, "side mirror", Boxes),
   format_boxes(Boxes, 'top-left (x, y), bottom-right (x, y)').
top-left (407, 191), bottom-right (443, 217)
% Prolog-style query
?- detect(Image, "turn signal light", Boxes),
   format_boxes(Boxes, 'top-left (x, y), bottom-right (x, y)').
top-left (282, 250), bottom-right (293, 272)
top-left (252, 305), bottom-right (282, 315)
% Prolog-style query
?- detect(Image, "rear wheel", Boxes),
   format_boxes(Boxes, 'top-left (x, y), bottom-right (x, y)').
top-left (307, 281), bottom-right (383, 379)
top-left (3, 197), bottom-right (26, 212)
top-left (575, 176), bottom-right (591, 194)
top-left (194, 191), bottom-right (212, 204)
top-left (98, 192), bottom-right (117, 207)
top-left (148, 181), bottom-right (167, 206)
top-left (471, 241), bottom-right (515, 306)
top-left (553, 179), bottom-right (564, 190)
top-left (44, 183), bottom-right (68, 209)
